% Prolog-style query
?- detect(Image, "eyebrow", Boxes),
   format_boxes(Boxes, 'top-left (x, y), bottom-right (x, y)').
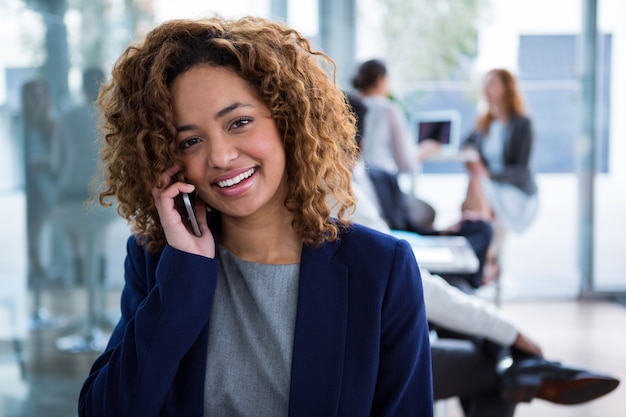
top-left (176, 101), bottom-right (253, 133)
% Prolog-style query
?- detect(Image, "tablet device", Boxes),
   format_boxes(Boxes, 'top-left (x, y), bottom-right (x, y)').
top-left (410, 110), bottom-right (461, 153)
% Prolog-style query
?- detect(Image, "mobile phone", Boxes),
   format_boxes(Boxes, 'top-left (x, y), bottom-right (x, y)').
top-left (175, 192), bottom-right (202, 237)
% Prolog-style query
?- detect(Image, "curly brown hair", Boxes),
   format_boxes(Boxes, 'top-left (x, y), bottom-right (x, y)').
top-left (477, 68), bottom-right (526, 133)
top-left (96, 16), bottom-right (358, 251)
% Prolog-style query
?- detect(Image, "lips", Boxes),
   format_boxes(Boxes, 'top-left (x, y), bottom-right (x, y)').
top-left (215, 167), bottom-right (256, 188)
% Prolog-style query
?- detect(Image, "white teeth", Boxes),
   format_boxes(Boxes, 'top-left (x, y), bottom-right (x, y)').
top-left (217, 168), bottom-right (255, 188)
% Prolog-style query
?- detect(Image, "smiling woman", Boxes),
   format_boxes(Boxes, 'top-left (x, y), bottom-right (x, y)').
top-left (170, 65), bottom-right (288, 230)
top-left (79, 16), bottom-right (433, 417)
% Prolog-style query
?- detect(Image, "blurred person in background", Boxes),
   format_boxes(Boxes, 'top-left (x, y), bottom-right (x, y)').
top-left (50, 66), bottom-right (115, 290)
top-left (351, 58), bottom-right (418, 176)
top-left (460, 68), bottom-right (539, 284)
top-left (350, 60), bottom-right (495, 292)
top-left (21, 79), bottom-right (56, 286)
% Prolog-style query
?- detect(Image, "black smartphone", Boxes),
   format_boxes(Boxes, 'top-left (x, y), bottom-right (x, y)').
top-left (174, 191), bottom-right (202, 237)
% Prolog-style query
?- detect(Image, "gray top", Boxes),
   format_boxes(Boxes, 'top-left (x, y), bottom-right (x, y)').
top-left (482, 119), bottom-right (505, 174)
top-left (204, 245), bottom-right (300, 417)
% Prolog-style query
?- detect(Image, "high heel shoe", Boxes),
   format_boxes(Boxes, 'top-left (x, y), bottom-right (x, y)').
top-left (498, 355), bottom-right (620, 405)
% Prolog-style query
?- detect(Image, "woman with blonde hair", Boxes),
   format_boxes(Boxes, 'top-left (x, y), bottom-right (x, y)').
top-left (78, 16), bottom-right (432, 417)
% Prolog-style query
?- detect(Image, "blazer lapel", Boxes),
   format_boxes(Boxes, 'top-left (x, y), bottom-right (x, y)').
top-left (503, 116), bottom-right (519, 162)
top-left (288, 240), bottom-right (349, 417)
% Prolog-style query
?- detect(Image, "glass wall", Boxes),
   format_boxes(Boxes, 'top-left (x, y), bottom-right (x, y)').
top-left (352, 0), bottom-right (626, 298)
top-left (594, 0), bottom-right (626, 291)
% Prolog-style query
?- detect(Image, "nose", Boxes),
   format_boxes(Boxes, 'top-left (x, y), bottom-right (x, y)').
top-left (205, 133), bottom-right (238, 168)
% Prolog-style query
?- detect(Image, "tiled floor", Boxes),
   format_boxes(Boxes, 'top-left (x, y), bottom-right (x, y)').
top-left (441, 299), bottom-right (626, 417)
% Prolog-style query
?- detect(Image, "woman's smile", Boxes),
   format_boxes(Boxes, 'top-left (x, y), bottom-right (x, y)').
top-left (211, 167), bottom-right (259, 198)
top-left (214, 167), bottom-right (257, 189)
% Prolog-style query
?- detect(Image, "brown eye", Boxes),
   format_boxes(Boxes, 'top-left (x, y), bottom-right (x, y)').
top-left (229, 117), bottom-right (252, 130)
top-left (178, 136), bottom-right (201, 150)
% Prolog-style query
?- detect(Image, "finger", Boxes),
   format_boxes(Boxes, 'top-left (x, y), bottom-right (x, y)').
top-left (152, 180), bottom-right (195, 209)
top-left (159, 165), bottom-right (183, 189)
top-left (166, 184), bottom-right (196, 205)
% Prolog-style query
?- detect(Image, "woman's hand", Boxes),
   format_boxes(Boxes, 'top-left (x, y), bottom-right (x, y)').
top-left (465, 159), bottom-right (490, 178)
top-left (416, 139), bottom-right (441, 162)
top-left (152, 166), bottom-right (215, 258)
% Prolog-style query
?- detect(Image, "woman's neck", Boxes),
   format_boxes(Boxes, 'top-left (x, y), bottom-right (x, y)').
top-left (219, 210), bottom-right (302, 265)
top-left (490, 104), bottom-right (508, 122)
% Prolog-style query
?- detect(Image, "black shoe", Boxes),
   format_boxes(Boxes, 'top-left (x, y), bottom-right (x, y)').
top-left (498, 356), bottom-right (620, 405)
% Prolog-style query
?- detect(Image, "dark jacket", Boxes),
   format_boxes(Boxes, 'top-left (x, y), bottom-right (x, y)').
top-left (78, 224), bottom-right (433, 417)
top-left (365, 166), bottom-right (435, 235)
top-left (463, 115), bottom-right (538, 195)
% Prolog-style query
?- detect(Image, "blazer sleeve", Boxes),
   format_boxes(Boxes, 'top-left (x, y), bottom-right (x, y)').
top-left (78, 236), bottom-right (219, 417)
top-left (461, 128), bottom-right (480, 149)
top-left (491, 116), bottom-right (533, 185)
top-left (371, 238), bottom-right (434, 416)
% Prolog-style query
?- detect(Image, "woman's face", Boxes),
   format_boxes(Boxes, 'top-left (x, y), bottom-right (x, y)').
top-left (483, 72), bottom-right (505, 107)
top-left (171, 65), bottom-right (288, 221)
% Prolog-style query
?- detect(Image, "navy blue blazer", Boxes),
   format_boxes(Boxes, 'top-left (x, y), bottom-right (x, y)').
top-left (79, 223), bottom-right (433, 416)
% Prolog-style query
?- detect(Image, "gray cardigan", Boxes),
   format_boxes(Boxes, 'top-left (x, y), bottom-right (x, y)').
top-left (462, 114), bottom-right (537, 195)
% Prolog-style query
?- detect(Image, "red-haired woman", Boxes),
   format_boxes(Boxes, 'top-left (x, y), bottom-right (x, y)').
top-left (461, 69), bottom-right (539, 283)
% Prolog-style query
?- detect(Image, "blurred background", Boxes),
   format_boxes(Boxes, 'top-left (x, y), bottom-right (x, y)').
top-left (0, 0), bottom-right (624, 416)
